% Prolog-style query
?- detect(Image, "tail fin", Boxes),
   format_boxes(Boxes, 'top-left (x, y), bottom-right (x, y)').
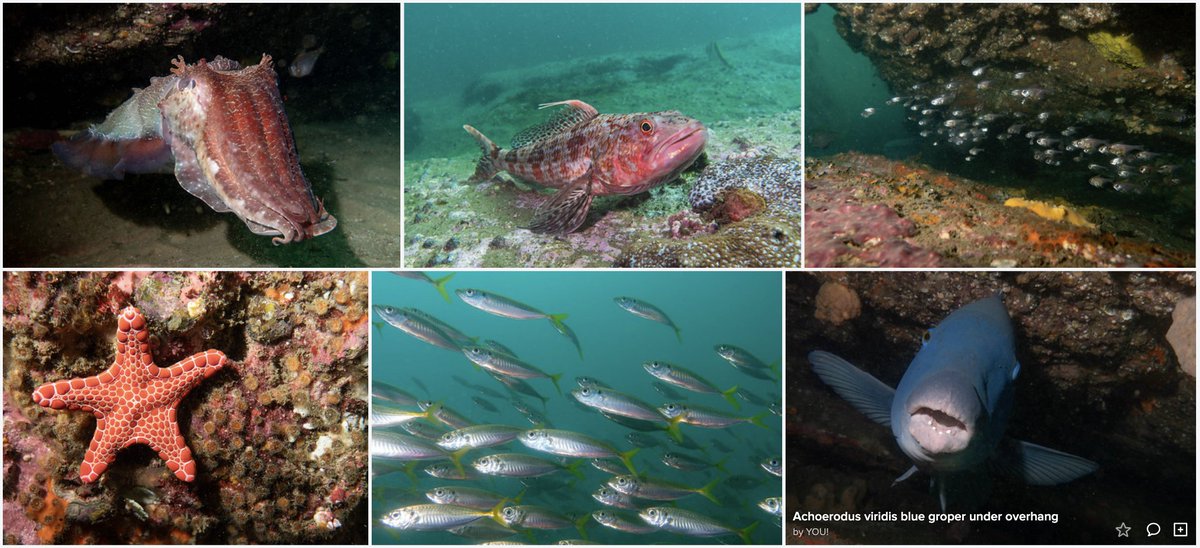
top-left (549, 315), bottom-right (584, 359)
top-left (432, 274), bottom-right (455, 302)
top-left (672, 324), bottom-right (682, 343)
top-left (769, 359), bottom-right (781, 380)
top-left (574, 513), bottom-right (592, 540)
top-left (618, 448), bottom-right (640, 477)
top-left (737, 521), bottom-right (760, 544)
top-left (748, 412), bottom-right (770, 430)
top-left (402, 461), bottom-right (419, 484)
top-left (714, 456), bottom-right (730, 476)
top-left (463, 125), bottom-right (500, 183)
top-left (564, 459), bottom-right (586, 481)
top-left (548, 373), bottom-right (564, 396)
top-left (722, 386), bottom-right (741, 411)
top-left (697, 477), bottom-right (722, 505)
top-left (666, 418), bottom-right (685, 444)
top-left (449, 447), bottom-right (470, 477)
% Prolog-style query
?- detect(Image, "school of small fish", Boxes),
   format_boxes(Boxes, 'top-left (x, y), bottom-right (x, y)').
top-left (863, 58), bottom-right (1186, 194)
top-left (372, 273), bottom-right (781, 544)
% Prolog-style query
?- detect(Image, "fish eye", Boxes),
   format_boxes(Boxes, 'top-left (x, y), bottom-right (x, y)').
top-left (772, 229), bottom-right (786, 242)
top-left (648, 509), bottom-right (659, 517)
top-left (922, 330), bottom-right (932, 342)
top-left (640, 119), bottom-right (654, 134)
top-left (434, 488), bottom-right (447, 496)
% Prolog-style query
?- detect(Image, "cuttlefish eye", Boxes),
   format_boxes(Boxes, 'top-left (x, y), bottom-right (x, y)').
top-left (640, 120), bottom-right (654, 134)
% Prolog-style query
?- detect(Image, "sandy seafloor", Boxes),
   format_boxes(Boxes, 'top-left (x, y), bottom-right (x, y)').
top-left (3, 117), bottom-right (400, 268)
top-left (403, 25), bottom-right (801, 268)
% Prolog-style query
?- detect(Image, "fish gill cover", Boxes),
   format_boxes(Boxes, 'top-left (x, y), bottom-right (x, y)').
top-left (804, 3), bottom-right (1195, 268)
top-left (371, 271), bottom-right (783, 544)
top-left (787, 272), bottom-right (1196, 544)
top-left (403, 3), bottom-right (802, 267)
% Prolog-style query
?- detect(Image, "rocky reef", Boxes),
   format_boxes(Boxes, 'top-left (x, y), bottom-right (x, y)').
top-left (832, 3), bottom-right (1194, 142)
top-left (3, 272), bottom-right (367, 544)
top-left (787, 271), bottom-right (1196, 543)
top-left (805, 153), bottom-right (1193, 267)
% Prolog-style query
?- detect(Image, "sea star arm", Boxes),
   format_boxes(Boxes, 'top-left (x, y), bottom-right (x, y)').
top-left (129, 405), bottom-right (199, 482)
top-left (80, 411), bottom-right (133, 483)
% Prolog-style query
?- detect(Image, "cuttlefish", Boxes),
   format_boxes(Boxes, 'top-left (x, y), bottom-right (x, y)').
top-left (52, 54), bottom-right (336, 244)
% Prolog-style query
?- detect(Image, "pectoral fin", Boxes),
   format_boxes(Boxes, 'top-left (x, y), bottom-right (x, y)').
top-left (525, 174), bottom-right (594, 234)
top-left (808, 351), bottom-right (895, 427)
top-left (994, 438), bottom-right (1099, 485)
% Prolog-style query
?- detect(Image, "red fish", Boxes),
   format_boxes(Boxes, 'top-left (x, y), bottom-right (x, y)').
top-left (464, 100), bottom-right (708, 234)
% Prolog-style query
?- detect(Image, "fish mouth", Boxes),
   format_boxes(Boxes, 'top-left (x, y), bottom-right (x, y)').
top-left (908, 406), bottom-right (970, 454)
top-left (656, 124), bottom-right (708, 163)
top-left (904, 371), bottom-right (980, 456)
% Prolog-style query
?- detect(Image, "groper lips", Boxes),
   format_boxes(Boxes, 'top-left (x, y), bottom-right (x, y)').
top-left (904, 370), bottom-right (981, 457)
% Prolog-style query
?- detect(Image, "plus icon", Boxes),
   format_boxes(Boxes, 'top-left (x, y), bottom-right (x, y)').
top-left (1172, 522), bottom-right (1188, 537)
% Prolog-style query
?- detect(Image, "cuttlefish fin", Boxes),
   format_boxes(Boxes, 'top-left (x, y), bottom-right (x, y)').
top-left (808, 351), bottom-right (895, 427)
top-left (52, 133), bottom-right (174, 180)
top-left (525, 174), bottom-right (594, 234)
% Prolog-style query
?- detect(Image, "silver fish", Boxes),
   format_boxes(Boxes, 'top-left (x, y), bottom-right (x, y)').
top-left (760, 456), bottom-right (782, 477)
top-left (392, 271), bottom-right (454, 302)
top-left (381, 503), bottom-right (494, 531)
top-left (371, 402), bottom-right (439, 428)
top-left (288, 46), bottom-right (325, 78)
top-left (592, 486), bottom-right (640, 510)
top-left (658, 402), bottom-right (770, 429)
top-left (472, 453), bottom-right (582, 479)
top-left (462, 346), bottom-right (563, 394)
top-left (714, 344), bottom-right (778, 381)
top-left (613, 296), bottom-right (682, 342)
top-left (372, 431), bottom-right (447, 461)
top-left (374, 305), bottom-right (471, 351)
top-left (643, 360), bottom-right (740, 409)
top-left (639, 507), bottom-right (757, 543)
top-left (372, 381), bottom-right (419, 406)
top-left (592, 510), bottom-right (656, 534)
top-left (426, 485), bottom-right (511, 510)
top-left (437, 424), bottom-right (524, 451)
top-left (607, 474), bottom-right (720, 504)
top-left (518, 429), bottom-right (639, 476)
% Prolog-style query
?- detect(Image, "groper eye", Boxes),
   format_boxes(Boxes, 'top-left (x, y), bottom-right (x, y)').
top-left (640, 119), bottom-right (654, 134)
top-left (922, 330), bottom-right (932, 343)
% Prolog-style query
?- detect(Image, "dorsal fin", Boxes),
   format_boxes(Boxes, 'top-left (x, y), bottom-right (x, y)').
top-left (510, 100), bottom-right (599, 149)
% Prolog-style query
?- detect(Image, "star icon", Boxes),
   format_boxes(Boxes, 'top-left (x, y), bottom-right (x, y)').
top-left (1115, 522), bottom-right (1131, 537)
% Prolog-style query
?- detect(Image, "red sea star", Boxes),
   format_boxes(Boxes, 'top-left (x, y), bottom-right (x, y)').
top-left (31, 305), bottom-right (227, 483)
